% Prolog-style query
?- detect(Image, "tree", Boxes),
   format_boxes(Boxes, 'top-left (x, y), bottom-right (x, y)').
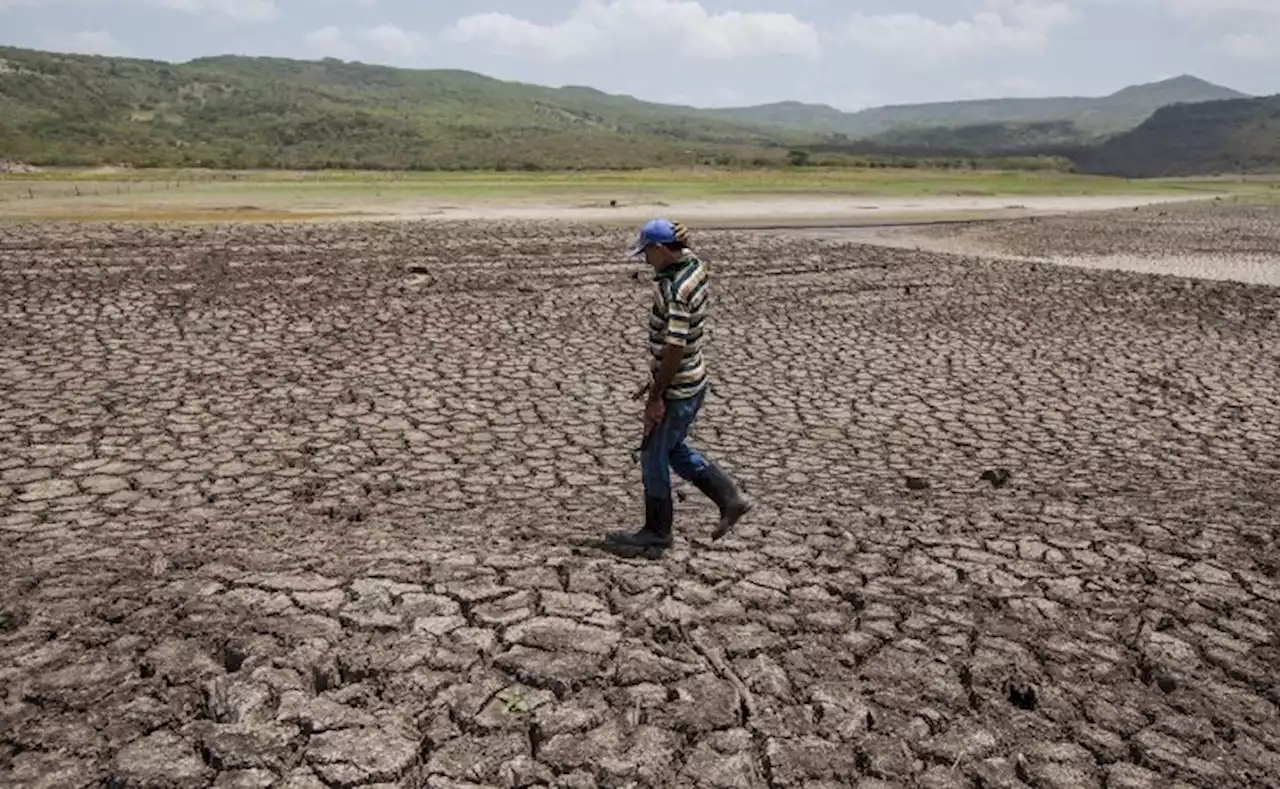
top-left (786, 150), bottom-right (810, 167)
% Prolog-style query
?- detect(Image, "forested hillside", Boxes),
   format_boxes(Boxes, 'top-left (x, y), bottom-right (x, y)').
top-left (707, 75), bottom-right (1248, 137)
top-left (1077, 96), bottom-right (1280, 177)
top-left (0, 46), bottom-right (802, 170)
top-left (864, 121), bottom-right (1090, 156)
top-left (0, 45), bottom-right (1273, 176)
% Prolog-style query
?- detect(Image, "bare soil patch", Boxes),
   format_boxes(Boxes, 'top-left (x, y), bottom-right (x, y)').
top-left (360, 193), bottom-right (1214, 226)
top-left (820, 199), bottom-right (1280, 287)
top-left (0, 189), bottom-right (1213, 226)
top-left (1, 212), bottom-right (1278, 788)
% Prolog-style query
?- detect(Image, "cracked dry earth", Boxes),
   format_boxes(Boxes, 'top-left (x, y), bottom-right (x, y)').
top-left (1, 216), bottom-right (1279, 789)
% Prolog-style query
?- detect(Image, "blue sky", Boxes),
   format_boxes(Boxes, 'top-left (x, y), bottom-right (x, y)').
top-left (2, 0), bottom-right (1278, 109)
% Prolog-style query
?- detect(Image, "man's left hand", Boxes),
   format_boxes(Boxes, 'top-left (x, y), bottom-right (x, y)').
top-left (643, 397), bottom-right (665, 435)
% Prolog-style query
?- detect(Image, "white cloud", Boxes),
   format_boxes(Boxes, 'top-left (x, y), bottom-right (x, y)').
top-left (444, 0), bottom-right (821, 61)
top-left (1221, 31), bottom-right (1280, 60)
top-left (305, 25), bottom-right (344, 48)
top-left (1130, 0), bottom-right (1280, 62)
top-left (1103, 0), bottom-right (1280, 60)
top-left (0, 0), bottom-right (278, 21)
top-left (44, 29), bottom-right (127, 55)
top-left (152, 0), bottom-right (276, 21)
top-left (1155, 0), bottom-right (1280, 17)
top-left (840, 0), bottom-right (1075, 64)
top-left (304, 24), bottom-right (355, 57)
top-left (360, 23), bottom-right (430, 56)
top-left (304, 23), bottom-right (431, 59)
top-left (962, 74), bottom-right (1048, 97)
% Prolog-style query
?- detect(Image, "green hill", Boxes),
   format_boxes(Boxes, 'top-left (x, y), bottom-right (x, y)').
top-left (0, 46), bottom-right (810, 170)
top-left (710, 75), bottom-right (1249, 138)
top-left (864, 120), bottom-right (1092, 156)
top-left (703, 101), bottom-right (852, 133)
top-left (1076, 95), bottom-right (1280, 177)
top-left (0, 44), bottom-right (1265, 175)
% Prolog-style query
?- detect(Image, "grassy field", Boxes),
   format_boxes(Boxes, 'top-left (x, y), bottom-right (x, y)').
top-left (1, 167), bottom-right (1274, 223)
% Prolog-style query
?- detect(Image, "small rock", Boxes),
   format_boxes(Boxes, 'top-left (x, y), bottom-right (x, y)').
top-left (201, 722), bottom-right (301, 772)
top-left (294, 590), bottom-right (346, 613)
top-left (972, 757), bottom-right (1029, 789)
top-left (1019, 761), bottom-right (1100, 789)
top-left (918, 727), bottom-right (998, 764)
top-left (306, 725), bottom-right (419, 785)
top-left (279, 767), bottom-right (328, 789)
top-left (338, 607), bottom-right (403, 632)
top-left (143, 637), bottom-right (224, 685)
top-left (980, 468), bottom-right (1012, 488)
top-left (82, 474), bottom-right (131, 495)
top-left (765, 736), bottom-right (862, 784)
top-left (681, 744), bottom-right (761, 788)
top-left (1026, 742), bottom-right (1093, 765)
top-left (1105, 763), bottom-right (1163, 789)
top-left (413, 615), bottom-right (466, 637)
top-left (906, 477), bottom-right (930, 491)
top-left (213, 769), bottom-right (278, 789)
top-left (918, 764), bottom-right (976, 788)
top-left (1141, 632), bottom-right (1199, 674)
top-left (503, 617), bottom-right (620, 656)
top-left (112, 729), bottom-right (207, 788)
top-left (253, 572), bottom-right (342, 593)
top-left (1006, 681), bottom-right (1038, 711)
top-left (18, 478), bottom-right (78, 502)
top-left (203, 676), bottom-right (273, 725)
top-left (277, 691), bottom-right (377, 733)
top-left (7, 752), bottom-right (98, 789)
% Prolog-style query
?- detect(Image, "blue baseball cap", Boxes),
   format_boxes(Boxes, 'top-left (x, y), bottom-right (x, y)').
top-left (628, 217), bottom-right (682, 256)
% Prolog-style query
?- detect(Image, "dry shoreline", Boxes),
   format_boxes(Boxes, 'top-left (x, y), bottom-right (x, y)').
top-left (0, 189), bottom-right (1216, 225)
top-left (789, 199), bottom-right (1280, 287)
top-left (356, 193), bottom-right (1216, 225)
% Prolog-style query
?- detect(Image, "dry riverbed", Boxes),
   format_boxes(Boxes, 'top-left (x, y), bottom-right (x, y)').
top-left (0, 209), bottom-right (1277, 788)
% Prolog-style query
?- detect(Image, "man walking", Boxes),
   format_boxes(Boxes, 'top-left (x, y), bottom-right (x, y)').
top-left (610, 218), bottom-right (753, 551)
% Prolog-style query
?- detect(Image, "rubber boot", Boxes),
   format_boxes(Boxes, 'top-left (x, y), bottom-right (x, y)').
top-left (689, 462), bottom-right (754, 540)
top-left (608, 496), bottom-right (674, 550)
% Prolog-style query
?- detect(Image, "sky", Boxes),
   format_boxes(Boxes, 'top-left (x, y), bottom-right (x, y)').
top-left (1, 0), bottom-right (1278, 110)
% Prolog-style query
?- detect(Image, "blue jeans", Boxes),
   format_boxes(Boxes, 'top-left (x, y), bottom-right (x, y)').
top-left (642, 388), bottom-right (711, 501)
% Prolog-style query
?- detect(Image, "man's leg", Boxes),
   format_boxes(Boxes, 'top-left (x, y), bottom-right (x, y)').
top-left (608, 396), bottom-right (687, 549)
top-left (667, 390), bottom-right (711, 481)
top-left (670, 389), bottom-right (754, 540)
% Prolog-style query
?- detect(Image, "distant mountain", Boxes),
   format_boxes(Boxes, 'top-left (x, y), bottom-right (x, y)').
top-left (1077, 95), bottom-right (1280, 177)
top-left (865, 121), bottom-right (1091, 156)
top-left (709, 76), bottom-right (1250, 138)
top-left (0, 44), bottom-right (1263, 174)
top-left (0, 45), bottom-right (811, 170)
top-left (703, 101), bottom-right (854, 132)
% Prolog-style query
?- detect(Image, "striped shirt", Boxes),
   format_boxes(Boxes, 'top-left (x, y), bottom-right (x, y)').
top-left (649, 250), bottom-right (710, 400)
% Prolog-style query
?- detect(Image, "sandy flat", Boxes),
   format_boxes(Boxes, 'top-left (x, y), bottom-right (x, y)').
top-left (804, 199), bottom-right (1280, 287)
top-left (361, 193), bottom-right (1215, 225)
top-left (0, 187), bottom-right (1219, 225)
